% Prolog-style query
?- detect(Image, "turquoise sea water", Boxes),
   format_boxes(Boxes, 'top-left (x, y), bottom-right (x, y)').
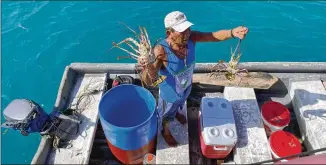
top-left (1, 1), bottom-right (326, 164)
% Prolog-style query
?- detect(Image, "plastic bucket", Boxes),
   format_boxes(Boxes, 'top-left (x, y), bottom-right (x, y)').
top-left (269, 130), bottom-right (302, 162)
top-left (99, 84), bottom-right (157, 164)
top-left (261, 101), bottom-right (290, 136)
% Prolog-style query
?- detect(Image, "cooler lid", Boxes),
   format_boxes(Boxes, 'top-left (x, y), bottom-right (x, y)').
top-left (200, 117), bottom-right (237, 146)
top-left (200, 97), bottom-right (233, 119)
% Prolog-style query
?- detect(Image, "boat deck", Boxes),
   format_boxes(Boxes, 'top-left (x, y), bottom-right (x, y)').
top-left (88, 74), bottom-right (326, 164)
top-left (88, 87), bottom-right (305, 165)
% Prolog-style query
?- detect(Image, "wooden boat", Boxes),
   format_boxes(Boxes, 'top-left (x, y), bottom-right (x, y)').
top-left (24, 62), bottom-right (326, 164)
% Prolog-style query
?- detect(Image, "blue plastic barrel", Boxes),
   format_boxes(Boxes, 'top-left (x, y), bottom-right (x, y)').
top-left (98, 84), bottom-right (157, 164)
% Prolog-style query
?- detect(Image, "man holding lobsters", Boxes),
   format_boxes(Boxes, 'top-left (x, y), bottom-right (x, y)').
top-left (138, 11), bottom-right (248, 147)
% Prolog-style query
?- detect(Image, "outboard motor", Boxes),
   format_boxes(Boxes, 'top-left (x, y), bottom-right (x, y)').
top-left (2, 99), bottom-right (49, 136)
top-left (2, 99), bottom-right (81, 142)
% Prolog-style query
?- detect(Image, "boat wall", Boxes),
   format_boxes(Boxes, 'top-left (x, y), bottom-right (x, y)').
top-left (69, 62), bottom-right (326, 74)
top-left (31, 62), bottom-right (326, 164)
top-left (69, 62), bottom-right (326, 96)
top-left (53, 66), bottom-right (78, 111)
top-left (275, 153), bottom-right (326, 164)
top-left (31, 66), bottom-right (78, 164)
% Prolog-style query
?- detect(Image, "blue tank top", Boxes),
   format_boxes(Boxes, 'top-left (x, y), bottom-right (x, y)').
top-left (158, 39), bottom-right (196, 103)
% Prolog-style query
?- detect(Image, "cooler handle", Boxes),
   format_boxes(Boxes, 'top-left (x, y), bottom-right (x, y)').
top-left (213, 146), bottom-right (228, 151)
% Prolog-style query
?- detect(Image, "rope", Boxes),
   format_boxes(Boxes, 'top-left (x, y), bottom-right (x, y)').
top-left (67, 77), bottom-right (108, 114)
top-left (234, 38), bottom-right (242, 56)
top-left (237, 39), bottom-right (242, 54)
top-left (52, 77), bottom-right (108, 149)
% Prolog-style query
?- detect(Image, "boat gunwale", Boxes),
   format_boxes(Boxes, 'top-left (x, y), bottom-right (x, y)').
top-left (69, 62), bottom-right (326, 74)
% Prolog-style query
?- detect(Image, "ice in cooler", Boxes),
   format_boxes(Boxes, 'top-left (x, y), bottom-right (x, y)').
top-left (198, 96), bottom-right (238, 159)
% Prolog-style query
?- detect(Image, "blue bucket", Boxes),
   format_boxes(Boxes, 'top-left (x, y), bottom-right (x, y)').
top-left (98, 84), bottom-right (157, 151)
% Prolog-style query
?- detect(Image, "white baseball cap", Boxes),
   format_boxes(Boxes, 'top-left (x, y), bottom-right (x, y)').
top-left (164, 11), bottom-right (194, 32)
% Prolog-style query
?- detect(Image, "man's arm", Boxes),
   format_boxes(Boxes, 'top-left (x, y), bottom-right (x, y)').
top-left (190, 29), bottom-right (234, 43)
top-left (190, 26), bottom-right (248, 43)
top-left (140, 45), bottom-right (166, 86)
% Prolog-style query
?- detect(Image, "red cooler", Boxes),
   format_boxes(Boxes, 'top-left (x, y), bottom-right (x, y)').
top-left (198, 97), bottom-right (238, 159)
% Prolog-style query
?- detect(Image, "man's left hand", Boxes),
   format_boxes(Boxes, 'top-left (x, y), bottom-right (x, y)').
top-left (232, 26), bottom-right (248, 39)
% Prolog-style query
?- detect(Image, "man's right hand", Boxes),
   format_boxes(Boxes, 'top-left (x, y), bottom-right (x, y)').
top-left (231, 26), bottom-right (249, 40)
top-left (138, 45), bottom-right (166, 86)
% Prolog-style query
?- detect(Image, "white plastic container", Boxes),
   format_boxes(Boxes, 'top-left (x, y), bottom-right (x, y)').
top-left (198, 97), bottom-right (238, 159)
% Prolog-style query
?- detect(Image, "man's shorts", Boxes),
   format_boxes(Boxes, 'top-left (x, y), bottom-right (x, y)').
top-left (156, 86), bottom-right (191, 131)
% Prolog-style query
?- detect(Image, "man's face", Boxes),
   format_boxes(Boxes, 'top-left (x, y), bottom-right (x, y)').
top-left (169, 28), bottom-right (191, 46)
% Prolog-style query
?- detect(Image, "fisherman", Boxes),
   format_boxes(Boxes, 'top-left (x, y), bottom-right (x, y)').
top-left (138, 11), bottom-right (249, 147)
